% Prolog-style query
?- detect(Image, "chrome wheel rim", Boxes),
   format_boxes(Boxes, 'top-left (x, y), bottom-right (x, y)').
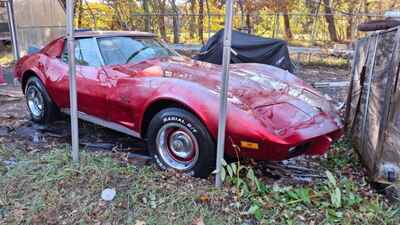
top-left (26, 85), bottom-right (44, 118)
top-left (156, 122), bottom-right (199, 171)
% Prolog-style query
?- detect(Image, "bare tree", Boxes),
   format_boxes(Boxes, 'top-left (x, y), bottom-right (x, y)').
top-left (346, 0), bottom-right (360, 40)
top-left (142, 0), bottom-right (151, 32)
top-left (153, 0), bottom-right (167, 41)
top-left (322, 0), bottom-right (338, 42)
top-left (198, 0), bottom-right (205, 43)
top-left (170, 0), bottom-right (180, 43)
top-left (282, 6), bottom-right (293, 39)
top-left (206, 0), bottom-right (211, 37)
top-left (270, 0), bottom-right (293, 39)
top-left (189, 0), bottom-right (196, 39)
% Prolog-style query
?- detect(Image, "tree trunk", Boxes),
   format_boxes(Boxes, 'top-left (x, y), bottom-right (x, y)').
top-left (127, 0), bottom-right (135, 30)
top-left (363, 0), bottom-right (371, 21)
top-left (246, 13), bottom-right (251, 34)
top-left (205, 0), bottom-right (211, 38)
top-left (304, 0), bottom-right (319, 33)
top-left (238, 0), bottom-right (245, 28)
top-left (76, 0), bottom-right (83, 28)
top-left (142, 0), bottom-right (151, 32)
top-left (189, 0), bottom-right (196, 39)
top-left (198, 0), bottom-right (204, 44)
top-left (157, 0), bottom-right (167, 41)
top-left (170, 0), bottom-right (180, 43)
top-left (346, 15), bottom-right (353, 40)
top-left (283, 12), bottom-right (293, 39)
top-left (322, 0), bottom-right (338, 42)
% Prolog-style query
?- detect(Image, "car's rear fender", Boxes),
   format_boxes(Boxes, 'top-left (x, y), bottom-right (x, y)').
top-left (20, 68), bottom-right (47, 93)
top-left (15, 53), bottom-right (48, 92)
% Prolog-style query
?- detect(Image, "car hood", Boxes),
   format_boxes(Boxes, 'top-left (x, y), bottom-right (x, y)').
top-left (111, 56), bottom-right (339, 128)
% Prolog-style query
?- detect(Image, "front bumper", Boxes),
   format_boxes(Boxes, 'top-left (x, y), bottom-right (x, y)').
top-left (225, 115), bottom-right (344, 161)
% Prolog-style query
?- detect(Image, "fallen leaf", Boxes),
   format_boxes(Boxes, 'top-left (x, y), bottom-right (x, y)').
top-left (135, 220), bottom-right (146, 225)
top-left (192, 217), bottom-right (205, 225)
top-left (198, 194), bottom-right (209, 203)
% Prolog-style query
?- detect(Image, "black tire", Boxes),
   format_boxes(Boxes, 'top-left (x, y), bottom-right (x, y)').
top-left (25, 76), bottom-right (60, 124)
top-left (146, 108), bottom-right (216, 178)
top-left (358, 19), bottom-right (400, 32)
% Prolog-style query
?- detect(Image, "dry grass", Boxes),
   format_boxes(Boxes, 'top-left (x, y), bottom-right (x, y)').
top-left (0, 139), bottom-right (399, 225)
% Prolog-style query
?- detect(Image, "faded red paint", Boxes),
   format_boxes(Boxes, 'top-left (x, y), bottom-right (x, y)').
top-left (14, 33), bottom-right (343, 161)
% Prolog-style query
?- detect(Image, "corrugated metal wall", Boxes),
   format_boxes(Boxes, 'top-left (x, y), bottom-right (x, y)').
top-left (14, 0), bottom-right (66, 56)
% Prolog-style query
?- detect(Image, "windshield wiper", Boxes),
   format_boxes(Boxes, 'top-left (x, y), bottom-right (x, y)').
top-left (125, 47), bottom-right (149, 63)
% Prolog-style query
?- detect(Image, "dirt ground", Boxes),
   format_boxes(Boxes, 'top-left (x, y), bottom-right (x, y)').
top-left (297, 65), bottom-right (350, 105)
top-left (0, 77), bottom-right (149, 169)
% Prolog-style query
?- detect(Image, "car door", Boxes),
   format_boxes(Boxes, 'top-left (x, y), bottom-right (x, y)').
top-left (46, 38), bottom-right (108, 119)
top-left (73, 38), bottom-right (109, 118)
top-left (95, 36), bottom-right (176, 131)
top-left (96, 36), bottom-right (140, 129)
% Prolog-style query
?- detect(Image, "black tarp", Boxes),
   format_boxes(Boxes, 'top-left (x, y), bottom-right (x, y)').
top-left (194, 29), bottom-right (294, 73)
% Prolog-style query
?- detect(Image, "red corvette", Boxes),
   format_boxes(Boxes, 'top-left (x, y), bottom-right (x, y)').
top-left (14, 31), bottom-right (343, 177)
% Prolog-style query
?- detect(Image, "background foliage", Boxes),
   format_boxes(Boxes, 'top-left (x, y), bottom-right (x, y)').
top-left (58, 0), bottom-right (400, 46)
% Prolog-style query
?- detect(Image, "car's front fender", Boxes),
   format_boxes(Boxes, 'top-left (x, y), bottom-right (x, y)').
top-left (137, 78), bottom-right (288, 156)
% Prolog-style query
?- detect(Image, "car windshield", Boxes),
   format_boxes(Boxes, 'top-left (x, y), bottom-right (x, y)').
top-left (97, 37), bottom-right (178, 65)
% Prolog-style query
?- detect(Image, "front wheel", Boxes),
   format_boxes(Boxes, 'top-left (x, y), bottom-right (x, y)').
top-left (146, 108), bottom-right (215, 178)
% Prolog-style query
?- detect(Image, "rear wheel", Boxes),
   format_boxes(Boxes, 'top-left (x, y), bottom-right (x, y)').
top-left (25, 76), bottom-right (60, 124)
top-left (146, 108), bottom-right (215, 178)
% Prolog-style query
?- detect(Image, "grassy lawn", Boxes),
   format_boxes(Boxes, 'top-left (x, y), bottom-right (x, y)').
top-left (0, 138), bottom-right (399, 225)
top-left (0, 146), bottom-right (241, 225)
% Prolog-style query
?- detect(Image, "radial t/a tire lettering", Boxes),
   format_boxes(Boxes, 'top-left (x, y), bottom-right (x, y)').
top-left (146, 108), bottom-right (216, 178)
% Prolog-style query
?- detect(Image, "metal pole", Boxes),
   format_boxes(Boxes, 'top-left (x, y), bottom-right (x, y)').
top-left (215, 0), bottom-right (234, 188)
top-left (66, 0), bottom-right (79, 163)
top-left (6, 0), bottom-right (19, 60)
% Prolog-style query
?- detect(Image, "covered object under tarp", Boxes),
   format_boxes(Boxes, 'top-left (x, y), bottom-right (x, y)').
top-left (194, 29), bottom-right (294, 73)
top-left (345, 25), bottom-right (400, 186)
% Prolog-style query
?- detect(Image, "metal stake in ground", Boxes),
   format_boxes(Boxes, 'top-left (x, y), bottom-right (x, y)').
top-left (215, 0), bottom-right (234, 188)
top-left (6, 0), bottom-right (20, 60)
top-left (66, 0), bottom-right (79, 163)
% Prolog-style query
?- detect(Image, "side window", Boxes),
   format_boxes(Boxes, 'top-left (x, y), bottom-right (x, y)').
top-left (61, 38), bottom-right (102, 67)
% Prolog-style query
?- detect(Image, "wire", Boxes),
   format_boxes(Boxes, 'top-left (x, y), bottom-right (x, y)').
top-left (307, 0), bottom-right (383, 17)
